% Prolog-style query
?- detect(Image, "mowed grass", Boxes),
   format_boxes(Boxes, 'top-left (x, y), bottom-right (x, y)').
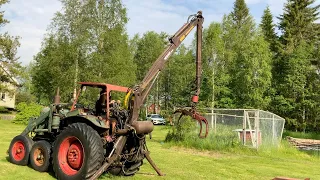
top-left (0, 120), bottom-right (319, 180)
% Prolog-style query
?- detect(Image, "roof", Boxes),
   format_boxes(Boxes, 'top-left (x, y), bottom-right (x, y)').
top-left (78, 82), bottom-right (129, 93)
top-left (0, 62), bottom-right (19, 86)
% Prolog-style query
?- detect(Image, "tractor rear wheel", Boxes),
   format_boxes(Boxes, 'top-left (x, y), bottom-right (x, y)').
top-left (52, 123), bottom-right (104, 180)
top-left (30, 140), bottom-right (51, 172)
top-left (8, 135), bottom-right (33, 166)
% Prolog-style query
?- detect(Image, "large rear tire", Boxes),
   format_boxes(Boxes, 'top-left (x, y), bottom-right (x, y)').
top-left (8, 135), bottom-right (33, 166)
top-left (52, 123), bottom-right (104, 180)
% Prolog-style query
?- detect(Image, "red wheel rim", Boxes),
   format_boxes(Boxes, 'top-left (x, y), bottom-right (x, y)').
top-left (11, 140), bottom-right (25, 161)
top-left (33, 148), bottom-right (45, 167)
top-left (58, 136), bottom-right (84, 175)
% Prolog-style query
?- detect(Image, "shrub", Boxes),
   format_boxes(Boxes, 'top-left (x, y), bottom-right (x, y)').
top-left (13, 102), bottom-right (43, 125)
top-left (0, 106), bottom-right (10, 114)
top-left (165, 116), bottom-right (196, 142)
top-left (165, 115), bottom-right (243, 151)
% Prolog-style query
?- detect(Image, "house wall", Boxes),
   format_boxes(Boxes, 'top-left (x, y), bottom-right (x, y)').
top-left (0, 83), bottom-right (16, 109)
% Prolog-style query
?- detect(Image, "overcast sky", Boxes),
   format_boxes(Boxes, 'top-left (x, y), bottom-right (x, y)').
top-left (0, 0), bottom-right (296, 65)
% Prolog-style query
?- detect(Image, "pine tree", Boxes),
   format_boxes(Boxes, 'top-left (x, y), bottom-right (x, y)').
top-left (279, 0), bottom-right (320, 52)
top-left (260, 6), bottom-right (278, 52)
top-left (273, 0), bottom-right (320, 131)
top-left (231, 0), bottom-right (250, 28)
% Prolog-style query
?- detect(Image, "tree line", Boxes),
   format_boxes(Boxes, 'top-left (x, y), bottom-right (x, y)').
top-left (1, 0), bottom-right (319, 132)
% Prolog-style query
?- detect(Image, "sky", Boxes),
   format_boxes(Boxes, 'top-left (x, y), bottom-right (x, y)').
top-left (0, 0), bottom-right (305, 65)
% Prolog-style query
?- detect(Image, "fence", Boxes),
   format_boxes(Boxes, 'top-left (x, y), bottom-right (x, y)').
top-left (0, 114), bottom-right (15, 120)
top-left (174, 108), bottom-right (285, 149)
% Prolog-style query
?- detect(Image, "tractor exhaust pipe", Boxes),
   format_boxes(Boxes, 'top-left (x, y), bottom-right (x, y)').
top-left (54, 87), bottom-right (60, 104)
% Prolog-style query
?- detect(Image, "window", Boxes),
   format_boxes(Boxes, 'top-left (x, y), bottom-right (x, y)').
top-left (151, 115), bottom-right (162, 118)
top-left (1, 93), bottom-right (5, 100)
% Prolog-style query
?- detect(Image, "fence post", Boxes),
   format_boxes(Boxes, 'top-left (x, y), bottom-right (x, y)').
top-left (272, 114), bottom-right (275, 145)
top-left (214, 113), bottom-right (217, 134)
top-left (242, 110), bottom-right (246, 145)
top-left (255, 110), bottom-right (260, 149)
top-left (173, 106), bottom-right (175, 123)
top-left (211, 108), bottom-right (214, 130)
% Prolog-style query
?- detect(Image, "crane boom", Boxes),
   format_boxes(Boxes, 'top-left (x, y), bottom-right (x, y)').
top-left (127, 11), bottom-right (206, 132)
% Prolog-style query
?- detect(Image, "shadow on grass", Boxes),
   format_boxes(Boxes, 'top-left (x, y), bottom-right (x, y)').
top-left (4, 154), bottom-right (57, 179)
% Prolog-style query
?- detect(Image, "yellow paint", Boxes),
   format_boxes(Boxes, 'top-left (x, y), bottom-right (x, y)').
top-left (123, 90), bottom-right (132, 109)
top-left (186, 26), bottom-right (194, 35)
top-left (179, 26), bottom-right (194, 42)
top-left (180, 35), bottom-right (186, 42)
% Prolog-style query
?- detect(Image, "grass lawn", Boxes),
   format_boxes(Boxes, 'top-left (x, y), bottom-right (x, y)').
top-left (0, 120), bottom-right (319, 180)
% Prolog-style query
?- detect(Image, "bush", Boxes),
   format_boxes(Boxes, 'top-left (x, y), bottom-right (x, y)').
top-left (0, 106), bottom-right (10, 114)
top-left (13, 102), bottom-right (43, 125)
top-left (15, 91), bottom-right (37, 105)
top-left (165, 116), bottom-right (196, 141)
top-left (165, 115), bottom-right (243, 151)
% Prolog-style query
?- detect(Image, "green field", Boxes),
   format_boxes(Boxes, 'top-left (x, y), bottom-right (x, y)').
top-left (0, 120), bottom-right (319, 180)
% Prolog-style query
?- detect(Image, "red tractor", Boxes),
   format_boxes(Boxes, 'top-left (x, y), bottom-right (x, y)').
top-left (7, 11), bottom-right (208, 179)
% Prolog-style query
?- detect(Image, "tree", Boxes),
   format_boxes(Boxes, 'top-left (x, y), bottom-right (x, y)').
top-left (166, 45), bottom-right (195, 107)
top-left (278, 0), bottom-right (320, 52)
top-left (32, 0), bottom-right (136, 103)
top-left (134, 31), bottom-right (167, 82)
top-left (260, 6), bottom-right (278, 53)
top-left (202, 22), bottom-right (233, 108)
top-left (16, 62), bottom-right (37, 104)
top-left (133, 31), bottom-right (168, 113)
top-left (0, 0), bottom-right (21, 94)
top-left (272, 0), bottom-right (320, 131)
top-left (224, 0), bottom-right (272, 109)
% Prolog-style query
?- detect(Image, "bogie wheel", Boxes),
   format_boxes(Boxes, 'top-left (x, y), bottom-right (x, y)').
top-left (30, 140), bottom-right (51, 172)
top-left (8, 135), bottom-right (33, 166)
top-left (52, 123), bottom-right (104, 180)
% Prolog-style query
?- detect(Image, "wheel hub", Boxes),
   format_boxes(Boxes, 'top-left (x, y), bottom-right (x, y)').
top-left (67, 143), bottom-right (83, 169)
top-left (12, 141), bottom-right (25, 161)
top-left (33, 148), bottom-right (44, 166)
top-left (58, 136), bottom-right (84, 175)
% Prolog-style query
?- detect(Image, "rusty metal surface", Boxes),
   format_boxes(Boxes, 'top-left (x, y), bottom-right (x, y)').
top-left (78, 82), bottom-right (129, 92)
top-left (273, 177), bottom-right (310, 180)
top-left (174, 108), bottom-right (209, 138)
top-left (144, 151), bottom-right (165, 176)
top-left (53, 87), bottom-right (60, 104)
top-left (132, 121), bottom-right (154, 134)
top-left (71, 82), bottom-right (129, 119)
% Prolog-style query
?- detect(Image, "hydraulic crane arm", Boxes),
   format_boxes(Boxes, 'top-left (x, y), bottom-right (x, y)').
top-left (127, 11), bottom-right (208, 137)
top-left (90, 11), bottom-right (207, 180)
top-left (139, 11), bottom-right (203, 96)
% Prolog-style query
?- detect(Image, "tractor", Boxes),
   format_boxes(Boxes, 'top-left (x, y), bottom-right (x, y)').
top-left (7, 11), bottom-right (208, 179)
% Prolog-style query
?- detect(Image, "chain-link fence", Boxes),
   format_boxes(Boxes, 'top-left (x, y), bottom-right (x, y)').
top-left (173, 108), bottom-right (285, 149)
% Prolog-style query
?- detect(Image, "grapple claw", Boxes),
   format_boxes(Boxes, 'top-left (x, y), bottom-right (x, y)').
top-left (174, 109), bottom-right (209, 138)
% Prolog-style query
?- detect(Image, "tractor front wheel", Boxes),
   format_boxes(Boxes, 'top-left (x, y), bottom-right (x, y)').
top-left (8, 135), bottom-right (33, 166)
top-left (52, 123), bottom-right (104, 180)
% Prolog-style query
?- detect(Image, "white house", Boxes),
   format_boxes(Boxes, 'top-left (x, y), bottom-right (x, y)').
top-left (0, 65), bottom-right (19, 109)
